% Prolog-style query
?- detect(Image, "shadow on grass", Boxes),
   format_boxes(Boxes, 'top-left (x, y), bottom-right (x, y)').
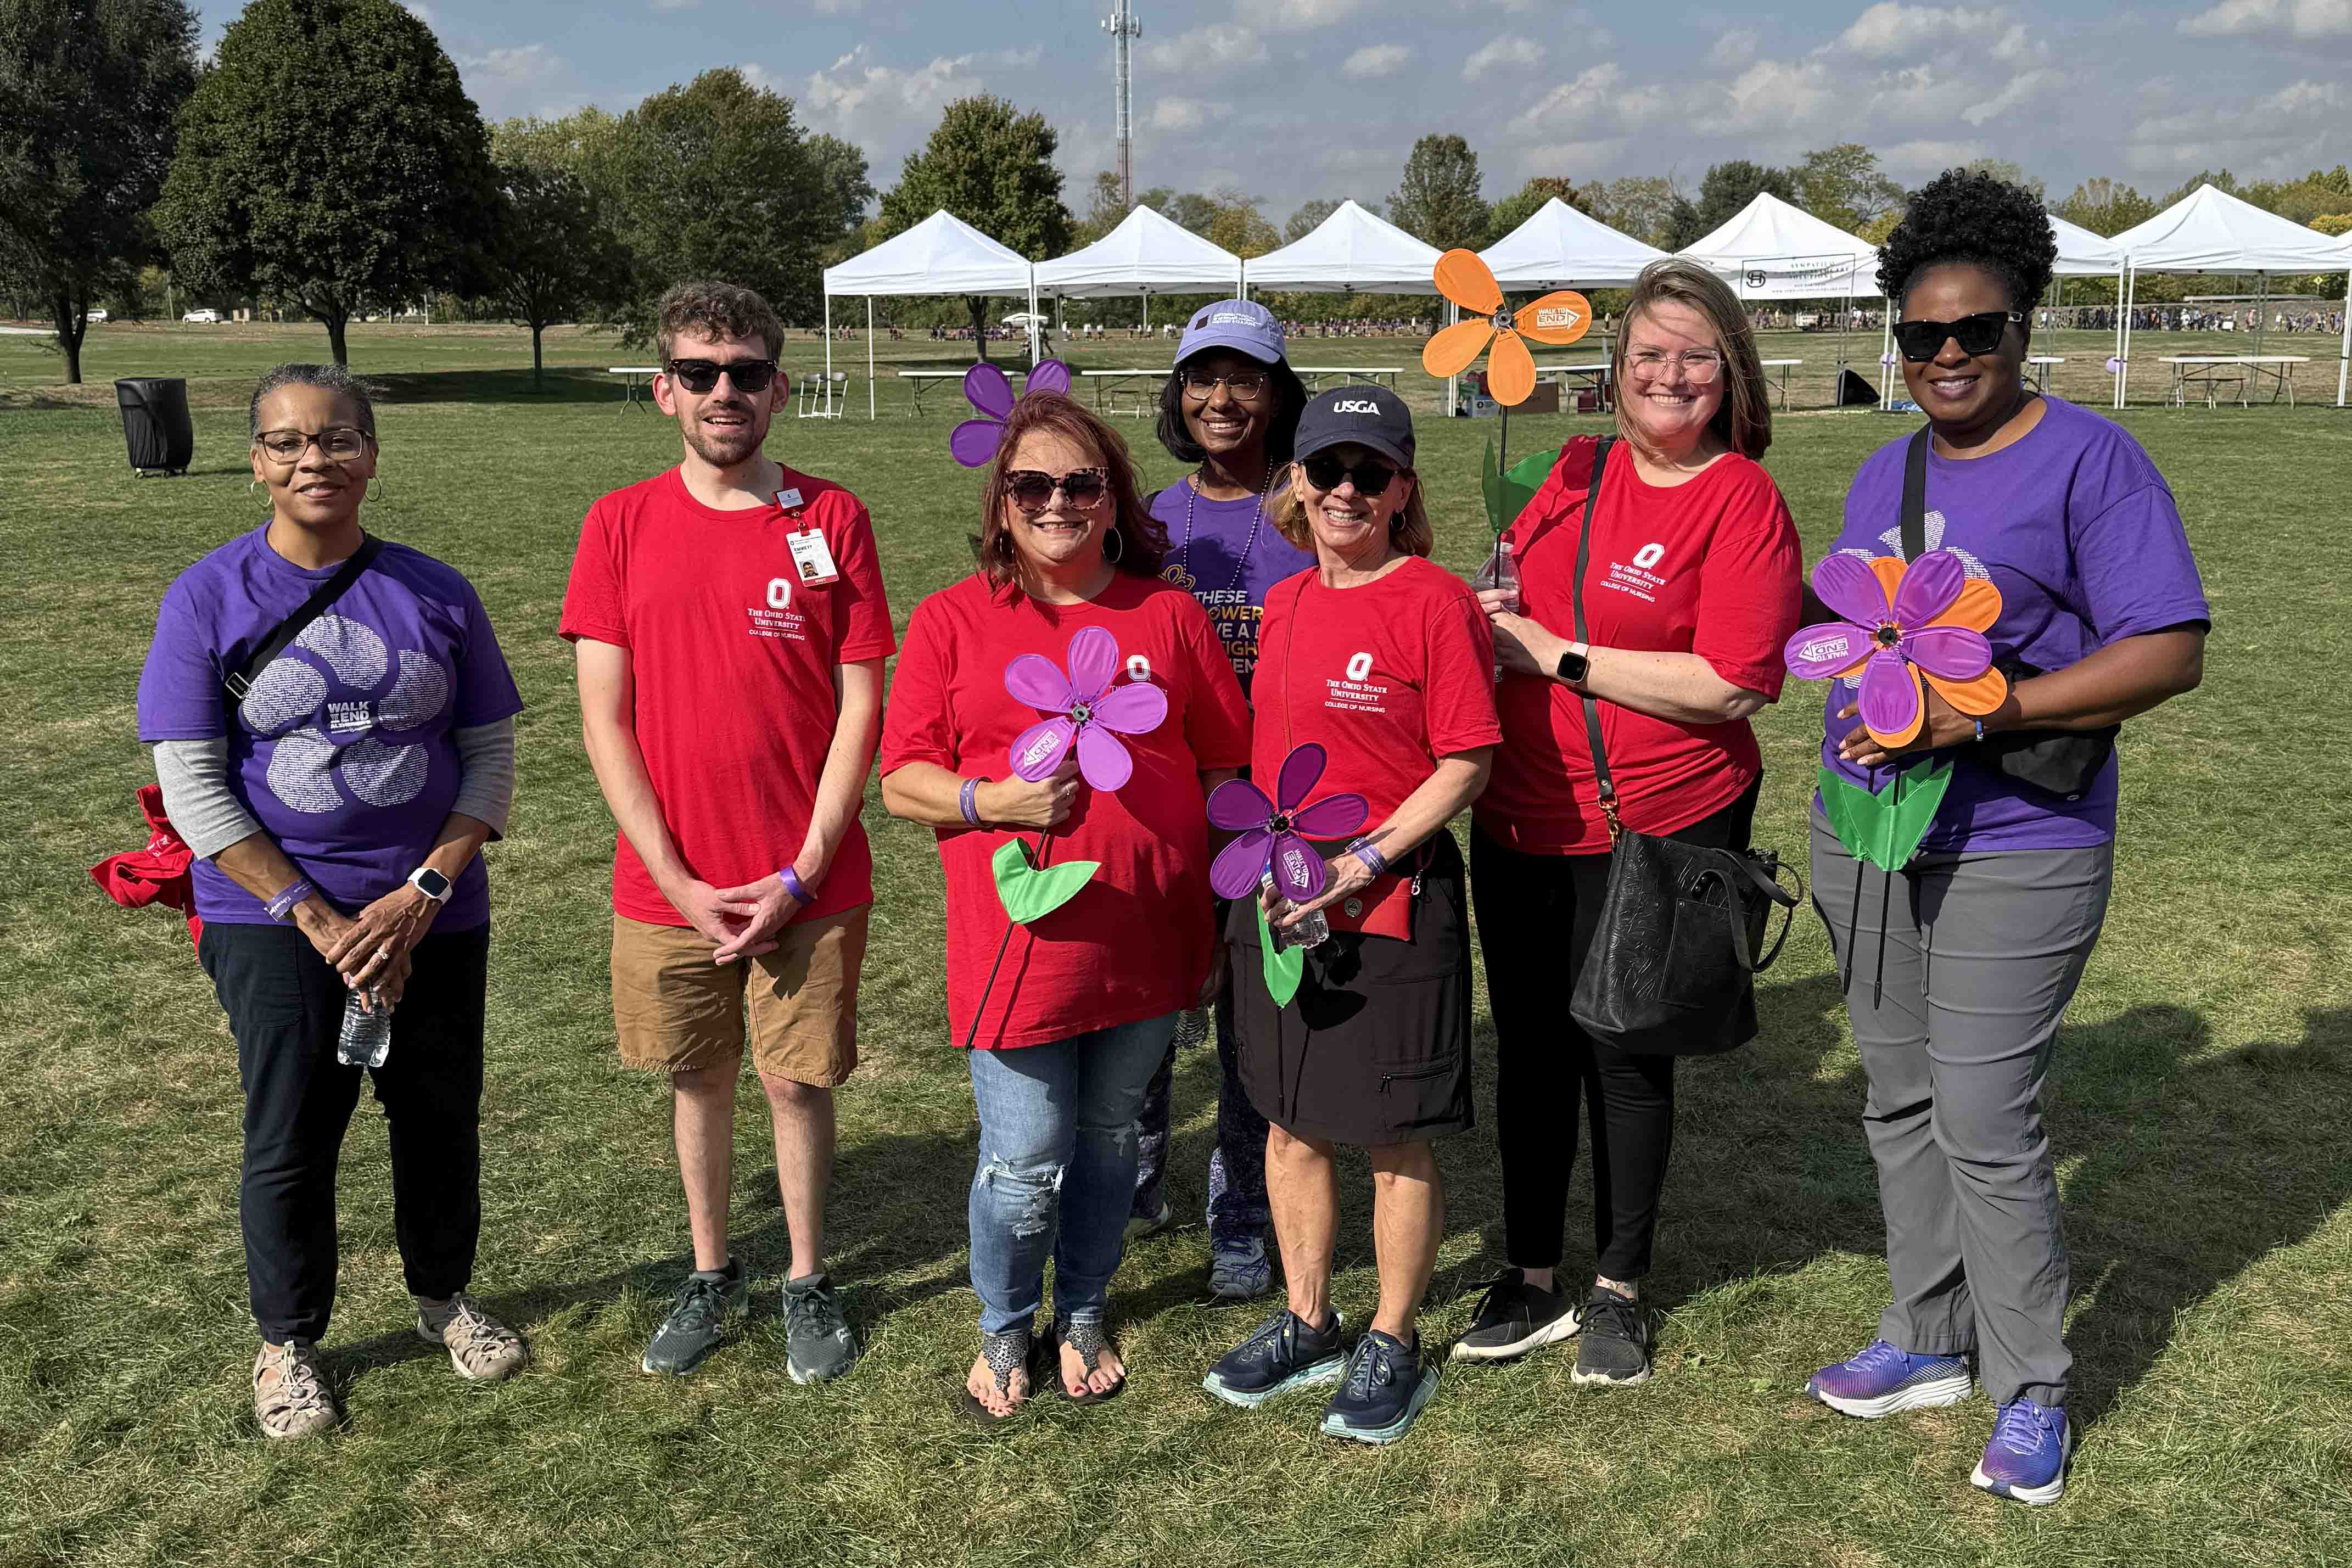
top-left (366, 367), bottom-right (662, 408)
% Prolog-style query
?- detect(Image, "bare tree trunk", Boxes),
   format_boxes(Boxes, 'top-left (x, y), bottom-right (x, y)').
top-left (323, 309), bottom-right (350, 366)
top-left (967, 294), bottom-right (989, 364)
top-left (51, 288), bottom-right (88, 385)
top-left (531, 322), bottom-right (545, 391)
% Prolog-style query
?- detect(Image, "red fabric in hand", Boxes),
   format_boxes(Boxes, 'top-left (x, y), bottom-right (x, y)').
top-left (91, 784), bottom-right (201, 947)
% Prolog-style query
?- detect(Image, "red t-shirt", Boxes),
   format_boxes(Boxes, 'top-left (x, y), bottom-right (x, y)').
top-left (879, 572), bottom-right (1252, 1051)
top-left (1250, 556), bottom-right (1502, 822)
top-left (1475, 436), bottom-right (1801, 853)
top-left (558, 464), bottom-right (898, 925)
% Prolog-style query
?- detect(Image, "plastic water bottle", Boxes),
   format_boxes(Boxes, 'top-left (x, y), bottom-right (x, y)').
top-left (338, 988), bottom-right (391, 1068)
top-left (1480, 537), bottom-right (1520, 681)
top-left (1261, 870), bottom-right (1330, 952)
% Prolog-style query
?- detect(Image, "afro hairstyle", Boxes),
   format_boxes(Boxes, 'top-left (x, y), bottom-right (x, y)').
top-left (1877, 168), bottom-right (2058, 315)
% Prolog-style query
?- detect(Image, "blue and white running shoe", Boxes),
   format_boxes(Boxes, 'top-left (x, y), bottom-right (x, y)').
top-left (1806, 1339), bottom-right (1972, 1418)
top-left (1203, 1307), bottom-right (1345, 1408)
top-left (1972, 1398), bottom-right (2073, 1505)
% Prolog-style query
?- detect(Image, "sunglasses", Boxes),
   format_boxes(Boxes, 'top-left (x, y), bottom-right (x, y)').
top-left (1299, 454), bottom-right (1401, 497)
top-left (665, 358), bottom-right (780, 394)
top-left (1891, 311), bottom-right (2025, 363)
top-left (1006, 468), bottom-right (1110, 511)
top-left (1181, 369), bottom-right (1270, 402)
top-left (255, 427), bottom-right (371, 463)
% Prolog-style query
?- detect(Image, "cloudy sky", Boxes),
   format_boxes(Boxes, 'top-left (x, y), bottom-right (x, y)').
top-left (197, 0), bottom-right (2349, 222)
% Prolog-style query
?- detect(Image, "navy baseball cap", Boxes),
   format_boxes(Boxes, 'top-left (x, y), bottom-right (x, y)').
top-left (1292, 383), bottom-right (1415, 471)
top-left (1176, 299), bottom-right (1285, 366)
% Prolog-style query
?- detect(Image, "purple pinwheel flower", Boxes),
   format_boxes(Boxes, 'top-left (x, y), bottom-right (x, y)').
top-left (1004, 625), bottom-right (1167, 792)
top-left (1206, 744), bottom-right (1371, 904)
top-left (951, 360), bottom-right (1076, 467)
top-left (1784, 548), bottom-right (1999, 748)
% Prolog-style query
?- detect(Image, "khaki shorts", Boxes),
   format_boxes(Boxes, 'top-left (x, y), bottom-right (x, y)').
top-left (611, 905), bottom-right (867, 1087)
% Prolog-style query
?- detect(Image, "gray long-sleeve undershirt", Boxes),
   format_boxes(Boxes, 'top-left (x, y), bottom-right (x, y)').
top-left (153, 718), bottom-right (517, 859)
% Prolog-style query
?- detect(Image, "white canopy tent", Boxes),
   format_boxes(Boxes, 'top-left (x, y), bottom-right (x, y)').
top-left (2040, 215), bottom-right (2130, 402)
top-left (2326, 226), bottom-right (2352, 408)
top-left (1240, 199), bottom-right (1443, 294)
top-left (1479, 197), bottom-right (1667, 288)
top-left (820, 210), bottom-right (1038, 419)
top-left (1035, 205), bottom-right (1244, 333)
top-left (2105, 184), bottom-right (2348, 407)
top-left (1678, 192), bottom-right (1883, 404)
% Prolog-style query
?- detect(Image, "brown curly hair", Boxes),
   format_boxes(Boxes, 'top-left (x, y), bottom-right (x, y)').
top-left (974, 393), bottom-right (1171, 588)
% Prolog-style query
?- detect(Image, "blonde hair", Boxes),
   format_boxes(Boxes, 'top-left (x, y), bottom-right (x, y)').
top-left (1611, 258), bottom-right (1773, 461)
top-left (1273, 464), bottom-right (1434, 558)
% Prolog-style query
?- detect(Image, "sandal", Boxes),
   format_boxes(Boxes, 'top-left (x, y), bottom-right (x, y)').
top-left (955, 1321), bottom-right (1044, 1426)
top-left (1052, 1314), bottom-right (1125, 1405)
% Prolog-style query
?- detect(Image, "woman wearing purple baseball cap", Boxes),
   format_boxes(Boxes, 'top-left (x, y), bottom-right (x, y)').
top-left (1123, 299), bottom-right (1313, 1302)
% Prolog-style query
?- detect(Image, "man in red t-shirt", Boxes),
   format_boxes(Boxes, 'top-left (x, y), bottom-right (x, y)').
top-left (560, 282), bottom-right (895, 1384)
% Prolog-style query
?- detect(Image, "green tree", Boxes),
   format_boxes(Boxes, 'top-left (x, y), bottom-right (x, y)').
top-left (1388, 133), bottom-right (1489, 250)
top-left (1795, 143), bottom-right (1905, 234)
top-left (486, 160), bottom-right (635, 390)
top-left (877, 95), bottom-right (1069, 360)
top-left (1485, 176), bottom-right (1589, 242)
top-left (1692, 159), bottom-right (1797, 237)
top-left (1589, 175), bottom-right (1679, 248)
top-left (1073, 169), bottom-right (1128, 244)
top-left (491, 107), bottom-right (626, 176)
top-left (1957, 157), bottom-right (2042, 198)
top-left (154, 0), bottom-right (496, 366)
top-left (600, 70), bottom-right (869, 334)
top-left (0, 0), bottom-right (198, 383)
top-left (1205, 188), bottom-right (1278, 258)
top-left (2057, 177), bottom-right (2156, 237)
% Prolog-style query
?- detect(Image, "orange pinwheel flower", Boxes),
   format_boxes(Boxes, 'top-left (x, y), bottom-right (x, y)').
top-left (1420, 249), bottom-right (1592, 406)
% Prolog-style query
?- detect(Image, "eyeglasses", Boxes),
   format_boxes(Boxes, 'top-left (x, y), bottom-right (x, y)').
top-left (1891, 311), bottom-right (2025, 363)
top-left (1181, 369), bottom-right (1270, 402)
top-left (1626, 348), bottom-right (1726, 385)
top-left (255, 427), bottom-right (371, 463)
top-left (665, 358), bottom-right (780, 394)
top-left (1006, 468), bottom-right (1110, 511)
top-left (1299, 454), bottom-right (1401, 496)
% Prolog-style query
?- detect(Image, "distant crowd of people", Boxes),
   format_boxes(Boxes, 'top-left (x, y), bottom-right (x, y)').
top-left (2039, 305), bottom-right (2347, 334)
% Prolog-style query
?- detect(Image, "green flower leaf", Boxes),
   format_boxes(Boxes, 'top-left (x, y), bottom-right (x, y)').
top-left (992, 838), bottom-right (1100, 925)
top-left (1817, 759), bottom-right (1953, 870)
top-left (1257, 900), bottom-right (1304, 1009)
top-left (1479, 438), bottom-right (1555, 537)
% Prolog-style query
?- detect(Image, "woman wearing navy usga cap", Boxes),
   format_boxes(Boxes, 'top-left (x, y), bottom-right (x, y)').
top-left (1124, 299), bottom-right (1313, 1303)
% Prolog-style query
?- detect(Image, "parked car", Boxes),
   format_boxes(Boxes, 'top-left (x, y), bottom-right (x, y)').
top-left (182, 308), bottom-right (220, 324)
top-left (84, 308), bottom-right (108, 323)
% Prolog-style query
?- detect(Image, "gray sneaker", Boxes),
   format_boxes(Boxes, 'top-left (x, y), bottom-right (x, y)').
top-left (641, 1258), bottom-right (746, 1375)
top-left (1208, 1234), bottom-right (1273, 1301)
top-left (782, 1272), bottom-right (858, 1385)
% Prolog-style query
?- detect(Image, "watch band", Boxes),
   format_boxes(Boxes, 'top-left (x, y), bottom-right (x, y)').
top-left (1555, 641), bottom-right (1591, 686)
top-left (406, 866), bottom-right (451, 903)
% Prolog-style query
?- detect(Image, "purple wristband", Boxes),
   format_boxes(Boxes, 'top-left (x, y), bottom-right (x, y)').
top-left (959, 776), bottom-right (987, 828)
top-left (1348, 839), bottom-right (1388, 878)
top-left (265, 877), bottom-right (316, 922)
top-left (779, 867), bottom-right (810, 905)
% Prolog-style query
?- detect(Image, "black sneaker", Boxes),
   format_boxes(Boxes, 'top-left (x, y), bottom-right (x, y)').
top-left (782, 1272), bottom-right (858, 1385)
top-left (1320, 1328), bottom-right (1441, 1444)
top-left (1449, 1269), bottom-right (1580, 1363)
top-left (1202, 1307), bottom-right (1346, 1408)
top-left (641, 1258), bottom-right (747, 1375)
top-left (1571, 1287), bottom-right (1653, 1387)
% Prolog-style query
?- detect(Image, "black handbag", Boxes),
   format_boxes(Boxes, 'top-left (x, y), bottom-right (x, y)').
top-left (1561, 438), bottom-right (1802, 1057)
top-left (1898, 429), bottom-right (2115, 799)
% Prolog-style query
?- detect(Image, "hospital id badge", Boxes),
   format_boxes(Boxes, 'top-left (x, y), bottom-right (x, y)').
top-left (786, 527), bottom-right (840, 586)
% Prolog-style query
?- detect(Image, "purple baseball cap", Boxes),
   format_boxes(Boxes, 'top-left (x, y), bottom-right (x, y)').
top-left (1177, 298), bottom-right (1285, 367)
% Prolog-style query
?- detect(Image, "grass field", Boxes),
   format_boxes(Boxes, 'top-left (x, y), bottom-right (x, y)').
top-left (3, 322), bottom-right (2349, 1567)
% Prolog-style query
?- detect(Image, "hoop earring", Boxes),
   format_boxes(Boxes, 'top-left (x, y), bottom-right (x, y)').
top-left (1102, 525), bottom-right (1125, 565)
top-left (248, 479), bottom-right (260, 497)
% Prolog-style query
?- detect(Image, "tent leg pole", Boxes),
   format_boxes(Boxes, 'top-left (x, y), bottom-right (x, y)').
top-left (867, 298), bottom-right (876, 421)
top-left (2118, 267), bottom-right (2136, 410)
top-left (2338, 267), bottom-right (2349, 407)
top-left (824, 293), bottom-right (833, 391)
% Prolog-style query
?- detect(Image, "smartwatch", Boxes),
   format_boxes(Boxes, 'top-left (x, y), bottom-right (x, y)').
top-left (1555, 641), bottom-right (1591, 686)
top-left (406, 866), bottom-right (452, 904)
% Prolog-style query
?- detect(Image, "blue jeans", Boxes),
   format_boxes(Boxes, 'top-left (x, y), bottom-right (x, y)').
top-left (966, 1012), bottom-right (1177, 1335)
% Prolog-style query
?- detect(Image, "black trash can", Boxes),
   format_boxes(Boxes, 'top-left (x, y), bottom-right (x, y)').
top-left (116, 377), bottom-right (193, 476)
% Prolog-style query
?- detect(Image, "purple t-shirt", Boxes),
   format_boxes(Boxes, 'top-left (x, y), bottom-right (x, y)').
top-left (1821, 396), bottom-right (2209, 852)
top-left (137, 525), bottom-right (523, 926)
top-left (1151, 479), bottom-right (1314, 698)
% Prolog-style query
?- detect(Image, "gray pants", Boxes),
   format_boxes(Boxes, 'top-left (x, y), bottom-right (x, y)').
top-left (1810, 814), bottom-right (2113, 1408)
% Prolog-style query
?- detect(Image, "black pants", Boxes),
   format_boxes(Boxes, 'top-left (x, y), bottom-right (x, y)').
top-left (198, 920), bottom-right (490, 1343)
top-left (1471, 779), bottom-right (1759, 1280)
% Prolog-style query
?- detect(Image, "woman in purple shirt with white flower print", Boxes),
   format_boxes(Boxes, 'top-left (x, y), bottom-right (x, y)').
top-left (1125, 300), bottom-right (1313, 1302)
top-left (1801, 172), bottom-right (2208, 1508)
top-left (137, 365), bottom-right (528, 1441)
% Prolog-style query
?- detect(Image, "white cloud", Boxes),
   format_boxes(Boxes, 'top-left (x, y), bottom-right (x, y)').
top-left (810, 0), bottom-right (864, 12)
top-left (400, 1), bottom-right (438, 26)
top-left (1709, 29), bottom-right (1759, 68)
top-left (2181, 0), bottom-right (2351, 35)
top-left (649, 0), bottom-right (697, 9)
top-left (1340, 43), bottom-right (1411, 77)
top-left (1835, 2), bottom-right (2013, 57)
top-left (1151, 97), bottom-right (1209, 131)
top-left (1463, 35), bottom-right (1543, 79)
top-left (1254, 0), bottom-right (1369, 31)
top-left (799, 46), bottom-right (989, 172)
top-left (1141, 24), bottom-right (1266, 70)
top-left (1508, 63), bottom-right (1631, 136)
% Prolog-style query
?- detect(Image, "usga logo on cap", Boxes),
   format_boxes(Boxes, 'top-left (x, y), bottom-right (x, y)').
top-left (1331, 399), bottom-right (1385, 413)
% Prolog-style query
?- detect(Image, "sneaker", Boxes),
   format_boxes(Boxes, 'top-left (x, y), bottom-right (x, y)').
top-left (1203, 1306), bottom-right (1346, 1408)
top-left (1807, 1339), bottom-right (1972, 1418)
top-left (1571, 1287), bottom-right (1653, 1386)
top-left (641, 1257), bottom-right (747, 1375)
top-left (1124, 1199), bottom-right (1173, 1242)
top-left (1450, 1270), bottom-right (1580, 1363)
top-left (1319, 1328), bottom-right (1440, 1444)
top-left (782, 1272), bottom-right (858, 1385)
top-left (1171, 1007), bottom-right (1211, 1049)
top-left (1207, 1234), bottom-right (1273, 1301)
top-left (415, 1292), bottom-right (528, 1382)
top-left (1972, 1398), bottom-right (2073, 1506)
top-left (252, 1338), bottom-right (338, 1439)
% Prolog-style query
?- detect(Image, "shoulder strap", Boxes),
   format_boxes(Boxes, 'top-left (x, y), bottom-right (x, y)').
top-left (223, 534), bottom-right (386, 712)
top-left (1900, 427), bottom-right (1930, 561)
top-left (1568, 436), bottom-right (1620, 833)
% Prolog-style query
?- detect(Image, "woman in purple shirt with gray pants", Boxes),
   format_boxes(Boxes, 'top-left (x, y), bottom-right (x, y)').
top-left (1800, 172), bottom-right (2209, 1507)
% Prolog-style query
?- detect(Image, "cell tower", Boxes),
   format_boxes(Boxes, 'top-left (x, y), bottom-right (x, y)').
top-left (1102, 0), bottom-right (1141, 209)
